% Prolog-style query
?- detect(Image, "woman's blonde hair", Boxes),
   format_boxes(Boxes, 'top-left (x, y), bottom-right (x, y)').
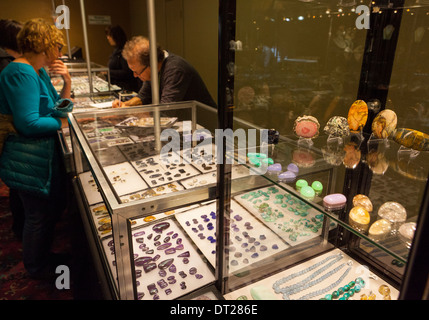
top-left (17, 18), bottom-right (65, 59)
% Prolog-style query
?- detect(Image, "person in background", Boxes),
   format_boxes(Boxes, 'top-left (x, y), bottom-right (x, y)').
top-left (0, 18), bottom-right (70, 279)
top-left (105, 25), bottom-right (141, 92)
top-left (0, 19), bottom-right (25, 239)
top-left (112, 36), bottom-right (216, 108)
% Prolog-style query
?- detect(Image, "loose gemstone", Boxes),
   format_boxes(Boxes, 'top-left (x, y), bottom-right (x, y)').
top-left (154, 235), bottom-right (161, 241)
top-left (158, 258), bottom-right (174, 269)
top-left (325, 294), bottom-right (332, 300)
top-left (332, 291), bottom-right (339, 298)
top-left (179, 271), bottom-right (187, 278)
top-left (157, 243), bottom-right (172, 250)
top-left (147, 283), bottom-right (157, 295)
top-left (152, 222), bottom-right (170, 233)
top-left (189, 267), bottom-right (197, 275)
top-left (182, 258), bottom-right (189, 264)
top-left (168, 264), bottom-right (176, 273)
top-left (178, 251), bottom-right (190, 258)
top-left (134, 231), bottom-right (145, 237)
top-left (175, 244), bottom-right (184, 250)
top-left (159, 269), bottom-right (167, 277)
top-left (143, 262), bottom-right (157, 273)
top-left (195, 274), bottom-right (203, 279)
top-left (152, 254), bottom-right (161, 261)
top-left (136, 238), bottom-right (145, 243)
top-left (165, 288), bottom-right (172, 295)
top-left (344, 285), bottom-right (350, 292)
top-left (134, 256), bottom-right (153, 266)
top-left (157, 279), bottom-right (168, 289)
top-left (165, 247), bottom-right (176, 255)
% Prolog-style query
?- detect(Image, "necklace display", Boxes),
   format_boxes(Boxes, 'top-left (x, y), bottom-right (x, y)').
top-left (272, 253), bottom-right (348, 300)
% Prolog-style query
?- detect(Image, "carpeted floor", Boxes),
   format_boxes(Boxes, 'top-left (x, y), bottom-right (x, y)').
top-left (0, 179), bottom-right (99, 300)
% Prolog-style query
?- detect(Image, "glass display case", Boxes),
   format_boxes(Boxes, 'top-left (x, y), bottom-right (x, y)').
top-left (68, 100), bottom-right (245, 299)
top-left (215, 0), bottom-right (429, 301)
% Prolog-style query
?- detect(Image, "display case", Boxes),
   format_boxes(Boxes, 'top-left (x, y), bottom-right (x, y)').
top-left (215, 0), bottom-right (429, 301)
top-left (50, 61), bottom-right (121, 111)
top-left (68, 100), bottom-right (264, 299)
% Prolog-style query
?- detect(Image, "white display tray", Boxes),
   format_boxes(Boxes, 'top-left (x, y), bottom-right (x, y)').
top-left (224, 248), bottom-right (399, 300)
top-left (176, 200), bottom-right (289, 273)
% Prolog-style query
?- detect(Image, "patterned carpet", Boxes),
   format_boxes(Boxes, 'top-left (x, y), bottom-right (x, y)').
top-left (0, 179), bottom-right (74, 300)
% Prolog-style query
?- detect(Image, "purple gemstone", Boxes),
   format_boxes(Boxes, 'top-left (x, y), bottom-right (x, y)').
top-left (137, 292), bottom-right (145, 300)
top-left (251, 253), bottom-right (259, 258)
top-left (272, 244), bottom-right (279, 250)
top-left (267, 163), bottom-right (282, 173)
top-left (146, 249), bottom-right (154, 254)
top-left (169, 264), bottom-right (177, 273)
top-left (154, 241), bottom-right (161, 246)
top-left (108, 240), bottom-right (114, 247)
top-left (179, 271), bottom-right (187, 278)
top-left (260, 235), bottom-right (266, 240)
top-left (136, 238), bottom-right (145, 243)
top-left (195, 274), bottom-right (203, 279)
top-left (167, 276), bottom-right (176, 285)
top-left (147, 233), bottom-right (153, 240)
top-left (135, 256), bottom-right (152, 266)
top-left (178, 251), bottom-right (190, 258)
top-left (159, 269), bottom-right (167, 277)
top-left (176, 238), bottom-right (183, 245)
top-left (153, 294), bottom-right (160, 300)
top-left (157, 279), bottom-right (168, 289)
top-left (260, 245), bottom-right (267, 251)
top-left (134, 231), bottom-right (145, 237)
top-left (175, 244), bottom-right (184, 250)
top-left (234, 215), bottom-right (243, 221)
top-left (158, 258), bottom-right (174, 269)
top-left (189, 267), bottom-right (197, 275)
top-left (167, 231), bottom-right (174, 236)
top-left (172, 233), bottom-right (178, 239)
top-left (180, 281), bottom-right (187, 289)
top-left (287, 163), bottom-right (299, 174)
top-left (157, 243), bottom-right (172, 250)
top-left (143, 262), bottom-right (157, 273)
top-left (153, 254), bottom-right (161, 261)
top-left (154, 235), bottom-right (161, 241)
top-left (133, 254), bottom-right (139, 259)
top-left (164, 236), bottom-right (170, 243)
top-left (165, 288), bottom-right (172, 295)
top-left (182, 258), bottom-right (189, 264)
top-left (278, 171), bottom-right (296, 183)
top-left (152, 222), bottom-right (170, 233)
top-left (165, 247), bottom-right (176, 255)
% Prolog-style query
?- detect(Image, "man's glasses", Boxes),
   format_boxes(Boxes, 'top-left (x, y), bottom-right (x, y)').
top-left (134, 65), bottom-right (148, 76)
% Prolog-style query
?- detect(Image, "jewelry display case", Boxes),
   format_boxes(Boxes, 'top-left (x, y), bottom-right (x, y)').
top-left (215, 0), bottom-right (429, 301)
top-left (67, 99), bottom-right (341, 300)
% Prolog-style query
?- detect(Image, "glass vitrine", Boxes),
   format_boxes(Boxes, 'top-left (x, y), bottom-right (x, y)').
top-left (216, 0), bottom-right (429, 300)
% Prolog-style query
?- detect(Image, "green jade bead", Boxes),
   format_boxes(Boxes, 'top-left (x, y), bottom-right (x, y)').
top-left (300, 186), bottom-right (315, 200)
top-left (296, 179), bottom-right (308, 191)
top-left (343, 292), bottom-right (350, 299)
top-left (343, 285), bottom-right (350, 292)
top-left (332, 291), bottom-right (340, 299)
top-left (354, 284), bottom-right (361, 293)
top-left (311, 181), bottom-right (323, 195)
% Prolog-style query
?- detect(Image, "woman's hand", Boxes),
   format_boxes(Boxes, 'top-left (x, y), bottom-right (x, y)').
top-left (49, 60), bottom-right (71, 83)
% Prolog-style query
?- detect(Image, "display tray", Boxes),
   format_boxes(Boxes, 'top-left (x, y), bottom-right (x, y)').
top-left (115, 116), bottom-right (178, 128)
top-left (176, 200), bottom-right (289, 273)
top-left (234, 185), bottom-right (337, 246)
top-left (130, 217), bottom-right (216, 300)
top-left (223, 248), bottom-right (399, 300)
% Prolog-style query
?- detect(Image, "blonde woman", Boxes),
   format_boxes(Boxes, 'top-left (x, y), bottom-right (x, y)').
top-left (0, 18), bottom-right (71, 279)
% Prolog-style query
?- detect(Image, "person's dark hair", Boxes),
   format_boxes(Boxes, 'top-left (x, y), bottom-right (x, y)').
top-left (105, 25), bottom-right (127, 49)
top-left (0, 19), bottom-right (23, 52)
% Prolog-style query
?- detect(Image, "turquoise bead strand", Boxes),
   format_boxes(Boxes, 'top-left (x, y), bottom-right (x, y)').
top-left (320, 277), bottom-right (366, 300)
